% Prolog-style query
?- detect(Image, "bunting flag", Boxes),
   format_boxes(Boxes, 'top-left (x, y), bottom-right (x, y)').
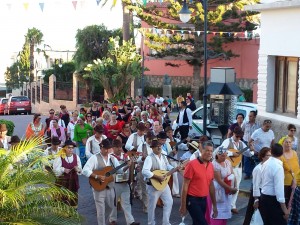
top-left (96, 0), bottom-right (101, 6)
top-left (39, 2), bottom-right (44, 12)
top-left (72, 1), bottom-right (77, 10)
top-left (143, 0), bottom-right (147, 6)
top-left (23, 2), bottom-right (29, 10)
top-left (138, 27), bottom-right (256, 39)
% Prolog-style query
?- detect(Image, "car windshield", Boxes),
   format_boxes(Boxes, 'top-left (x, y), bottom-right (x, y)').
top-left (11, 96), bottom-right (29, 102)
top-left (2, 99), bottom-right (8, 103)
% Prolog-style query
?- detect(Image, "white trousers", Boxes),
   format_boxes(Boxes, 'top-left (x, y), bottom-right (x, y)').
top-left (231, 167), bottom-right (242, 209)
top-left (93, 188), bottom-right (115, 225)
top-left (147, 184), bottom-right (173, 225)
top-left (110, 182), bottom-right (135, 224)
top-left (170, 160), bottom-right (179, 195)
top-left (137, 171), bottom-right (148, 209)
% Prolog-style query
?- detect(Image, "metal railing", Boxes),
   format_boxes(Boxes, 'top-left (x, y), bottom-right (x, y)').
top-left (42, 84), bottom-right (49, 103)
top-left (54, 81), bottom-right (73, 101)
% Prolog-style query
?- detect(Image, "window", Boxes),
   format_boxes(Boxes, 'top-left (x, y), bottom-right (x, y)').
top-left (275, 57), bottom-right (299, 115)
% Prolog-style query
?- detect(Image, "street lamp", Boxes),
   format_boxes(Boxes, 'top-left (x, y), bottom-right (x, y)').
top-left (179, 0), bottom-right (208, 135)
top-left (178, 0), bottom-right (192, 23)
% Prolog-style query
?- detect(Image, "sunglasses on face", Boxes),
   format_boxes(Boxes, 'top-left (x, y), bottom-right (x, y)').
top-left (264, 120), bottom-right (272, 124)
top-left (290, 129), bottom-right (296, 132)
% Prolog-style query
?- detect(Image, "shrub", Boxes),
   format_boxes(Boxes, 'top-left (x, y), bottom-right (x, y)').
top-left (0, 119), bottom-right (15, 136)
top-left (241, 88), bottom-right (253, 102)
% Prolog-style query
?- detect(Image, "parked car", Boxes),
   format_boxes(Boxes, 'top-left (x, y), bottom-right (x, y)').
top-left (7, 96), bottom-right (32, 115)
top-left (0, 98), bottom-right (8, 115)
top-left (172, 102), bottom-right (258, 139)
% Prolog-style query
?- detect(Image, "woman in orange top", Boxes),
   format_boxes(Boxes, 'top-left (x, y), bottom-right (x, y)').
top-left (280, 137), bottom-right (299, 206)
top-left (25, 113), bottom-right (44, 143)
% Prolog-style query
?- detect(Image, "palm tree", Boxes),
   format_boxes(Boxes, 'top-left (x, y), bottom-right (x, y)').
top-left (26, 28), bottom-right (44, 82)
top-left (0, 138), bottom-right (82, 225)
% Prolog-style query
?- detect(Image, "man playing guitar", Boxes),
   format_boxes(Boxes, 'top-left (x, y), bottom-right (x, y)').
top-left (219, 127), bottom-right (254, 214)
top-left (82, 139), bottom-right (131, 225)
top-left (142, 139), bottom-right (180, 225)
top-left (109, 139), bottom-right (140, 225)
top-left (136, 131), bottom-right (155, 213)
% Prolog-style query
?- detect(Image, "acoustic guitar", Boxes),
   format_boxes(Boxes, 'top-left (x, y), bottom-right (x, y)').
top-left (150, 159), bottom-right (189, 191)
top-left (89, 162), bottom-right (128, 191)
top-left (227, 146), bottom-right (250, 167)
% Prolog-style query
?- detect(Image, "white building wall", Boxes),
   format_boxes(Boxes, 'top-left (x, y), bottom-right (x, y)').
top-left (256, 5), bottom-right (300, 126)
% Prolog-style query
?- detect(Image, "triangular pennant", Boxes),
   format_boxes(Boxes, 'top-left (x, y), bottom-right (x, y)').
top-left (159, 0), bottom-right (162, 4)
top-left (234, 32), bottom-right (238, 36)
top-left (96, 0), bottom-right (101, 5)
top-left (143, 0), bottom-right (147, 6)
top-left (72, 1), bottom-right (77, 10)
top-left (188, 30), bottom-right (191, 34)
top-left (23, 2), bottom-right (29, 10)
top-left (148, 28), bottom-right (152, 32)
top-left (196, 31), bottom-right (200, 36)
top-left (154, 28), bottom-right (157, 33)
top-left (190, 0), bottom-right (193, 3)
top-left (181, 30), bottom-right (184, 34)
top-left (220, 32), bottom-right (223, 36)
top-left (6, 3), bottom-right (12, 10)
top-left (39, 2), bottom-right (44, 12)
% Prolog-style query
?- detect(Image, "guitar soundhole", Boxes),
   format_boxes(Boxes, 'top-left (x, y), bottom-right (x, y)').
top-left (105, 172), bottom-right (111, 177)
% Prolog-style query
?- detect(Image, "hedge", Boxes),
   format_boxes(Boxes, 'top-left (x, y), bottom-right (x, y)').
top-left (0, 119), bottom-right (15, 136)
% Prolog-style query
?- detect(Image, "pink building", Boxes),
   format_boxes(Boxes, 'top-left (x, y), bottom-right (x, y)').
top-left (140, 3), bottom-right (259, 102)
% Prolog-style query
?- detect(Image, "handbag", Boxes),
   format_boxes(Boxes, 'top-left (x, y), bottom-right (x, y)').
top-left (250, 209), bottom-right (263, 225)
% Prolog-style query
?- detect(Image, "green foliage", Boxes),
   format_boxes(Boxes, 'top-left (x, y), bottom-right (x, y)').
top-left (73, 24), bottom-right (122, 73)
top-left (84, 37), bottom-right (143, 100)
top-left (144, 85), bottom-right (204, 100)
top-left (0, 138), bottom-right (82, 224)
top-left (43, 61), bottom-right (76, 83)
top-left (241, 88), bottom-right (253, 102)
top-left (0, 120), bottom-right (15, 136)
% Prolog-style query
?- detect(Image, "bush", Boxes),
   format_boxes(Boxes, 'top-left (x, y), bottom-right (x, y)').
top-left (241, 88), bottom-right (253, 102)
top-left (0, 119), bottom-right (15, 136)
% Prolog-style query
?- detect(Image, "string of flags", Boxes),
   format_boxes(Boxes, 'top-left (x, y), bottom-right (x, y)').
top-left (139, 28), bottom-right (260, 39)
top-left (2, 1), bottom-right (102, 12)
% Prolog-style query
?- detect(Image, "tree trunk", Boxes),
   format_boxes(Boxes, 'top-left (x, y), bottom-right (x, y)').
top-left (29, 43), bottom-right (35, 82)
top-left (122, 2), bottom-right (131, 41)
top-left (192, 19), bottom-right (202, 101)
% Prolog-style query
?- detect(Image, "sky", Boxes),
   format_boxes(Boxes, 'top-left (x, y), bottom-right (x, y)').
top-left (0, 0), bottom-right (123, 83)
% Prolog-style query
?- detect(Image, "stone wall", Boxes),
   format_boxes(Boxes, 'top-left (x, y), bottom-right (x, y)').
top-left (144, 75), bottom-right (257, 89)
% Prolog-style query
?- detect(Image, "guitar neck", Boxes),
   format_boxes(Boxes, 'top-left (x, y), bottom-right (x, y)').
top-left (164, 167), bottom-right (178, 177)
top-left (106, 162), bottom-right (127, 177)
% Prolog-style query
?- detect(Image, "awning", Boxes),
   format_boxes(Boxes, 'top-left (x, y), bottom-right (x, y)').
top-left (206, 82), bottom-right (243, 95)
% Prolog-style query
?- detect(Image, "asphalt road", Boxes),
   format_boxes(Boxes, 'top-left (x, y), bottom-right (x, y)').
top-left (2, 114), bottom-right (250, 225)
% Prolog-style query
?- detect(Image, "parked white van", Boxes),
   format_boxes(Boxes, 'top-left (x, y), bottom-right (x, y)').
top-left (172, 102), bottom-right (258, 139)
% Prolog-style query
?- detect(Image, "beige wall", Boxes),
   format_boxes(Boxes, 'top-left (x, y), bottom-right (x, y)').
top-left (13, 74), bottom-right (83, 115)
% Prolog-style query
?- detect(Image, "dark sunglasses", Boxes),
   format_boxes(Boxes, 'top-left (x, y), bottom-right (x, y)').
top-left (264, 120), bottom-right (272, 124)
top-left (290, 129), bottom-right (296, 132)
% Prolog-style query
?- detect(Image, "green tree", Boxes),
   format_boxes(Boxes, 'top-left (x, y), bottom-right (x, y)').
top-left (4, 63), bottom-right (19, 89)
top-left (125, 0), bottom-right (259, 100)
top-left (25, 27), bottom-right (44, 82)
top-left (73, 24), bottom-right (122, 102)
top-left (84, 37), bottom-right (142, 100)
top-left (43, 61), bottom-right (76, 83)
top-left (0, 138), bottom-right (82, 224)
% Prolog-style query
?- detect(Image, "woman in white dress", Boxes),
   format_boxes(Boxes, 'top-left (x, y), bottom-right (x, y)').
top-left (210, 147), bottom-right (238, 225)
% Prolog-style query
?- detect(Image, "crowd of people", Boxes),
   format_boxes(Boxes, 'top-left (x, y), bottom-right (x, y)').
top-left (0, 93), bottom-right (299, 225)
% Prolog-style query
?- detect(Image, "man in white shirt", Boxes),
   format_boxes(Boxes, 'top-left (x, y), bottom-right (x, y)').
top-left (109, 139), bottom-right (140, 225)
top-left (219, 127), bottom-right (253, 214)
top-left (175, 101), bottom-right (192, 141)
top-left (85, 125), bottom-right (107, 158)
top-left (142, 139), bottom-right (176, 225)
top-left (242, 110), bottom-right (260, 179)
top-left (259, 144), bottom-right (289, 225)
top-left (125, 123), bottom-right (146, 151)
top-left (82, 139), bottom-right (129, 225)
top-left (249, 119), bottom-right (275, 155)
top-left (155, 94), bottom-right (164, 106)
top-left (136, 131), bottom-right (154, 212)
